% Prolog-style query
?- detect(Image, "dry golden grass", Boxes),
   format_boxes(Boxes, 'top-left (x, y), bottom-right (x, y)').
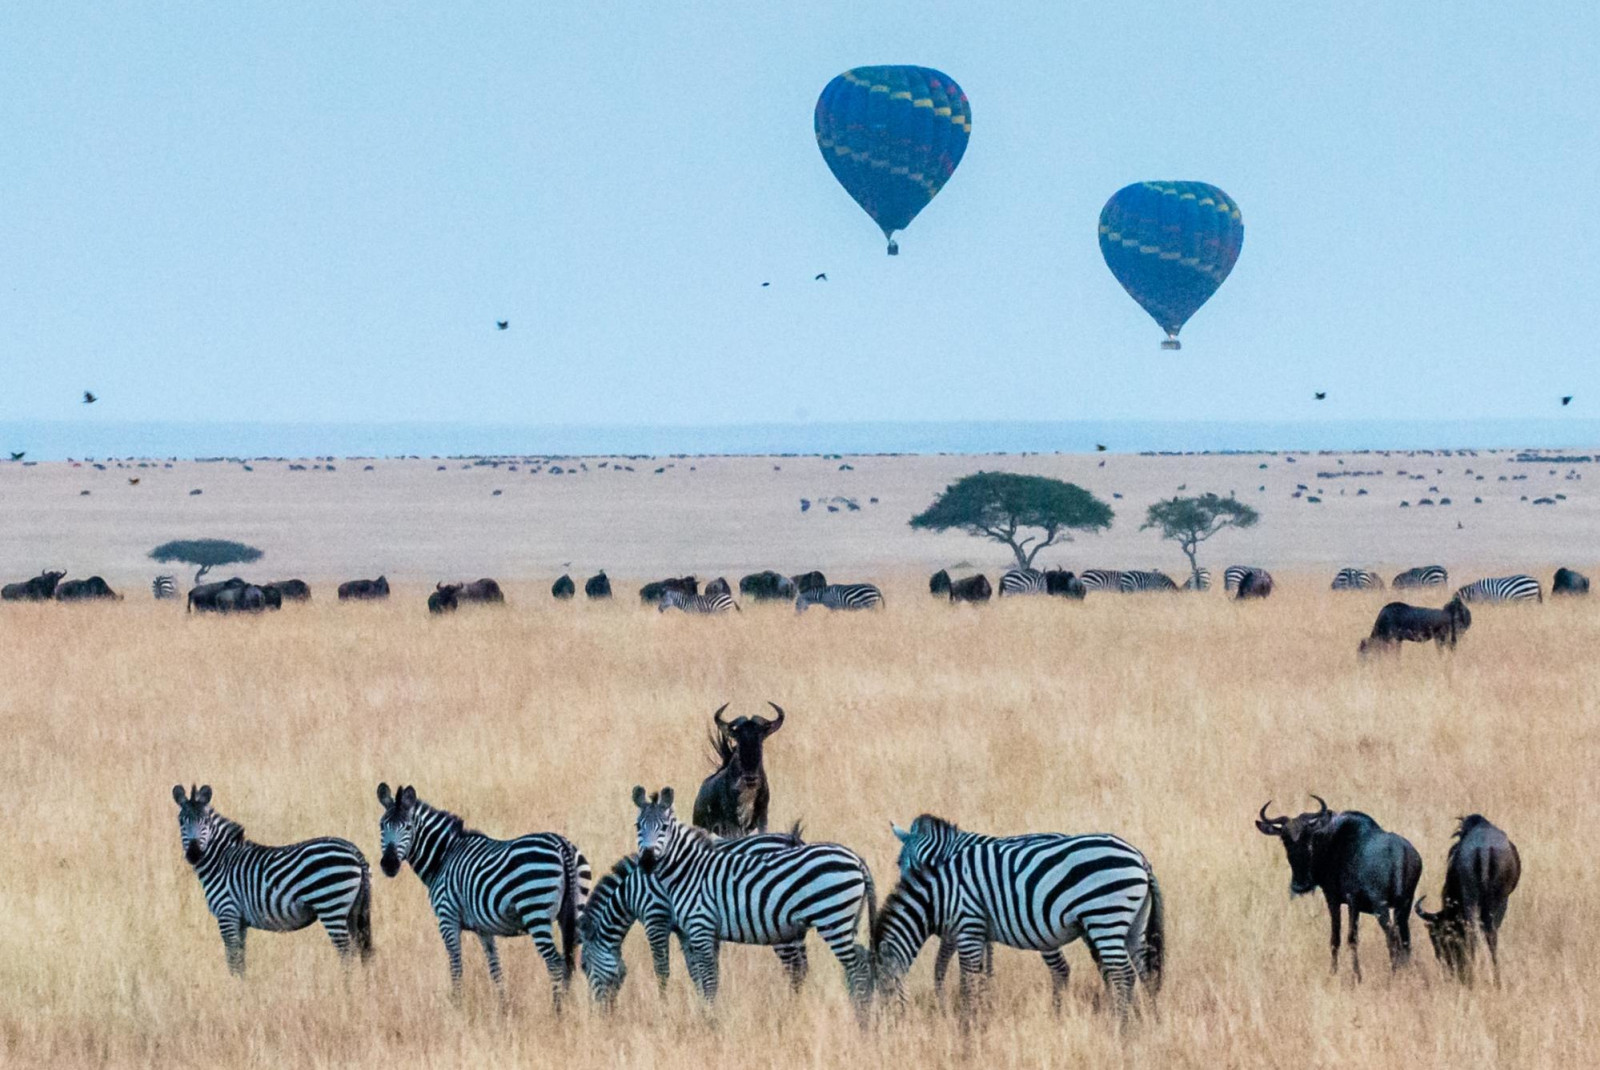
top-left (2, 578), bottom-right (1595, 1068)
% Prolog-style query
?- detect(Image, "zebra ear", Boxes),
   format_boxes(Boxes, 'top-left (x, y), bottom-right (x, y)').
top-left (172, 784), bottom-right (187, 806)
top-left (195, 785), bottom-right (212, 806)
top-left (377, 783), bottom-right (393, 808)
top-left (891, 823), bottom-right (911, 843)
top-left (398, 785), bottom-right (416, 806)
top-left (631, 786), bottom-right (648, 809)
top-left (659, 786), bottom-right (674, 809)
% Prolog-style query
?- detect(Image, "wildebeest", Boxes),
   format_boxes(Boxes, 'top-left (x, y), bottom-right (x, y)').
top-left (692, 702), bottom-right (785, 837)
top-left (639, 576), bottom-right (697, 604)
top-left (1414, 814), bottom-right (1521, 985)
top-left (337, 576), bottom-right (389, 601)
top-left (2, 570), bottom-right (65, 601)
top-left (268, 579), bottom-right (311, 601)
top-left (703, 577), bottom-right (732, 599)
top-left (947, 574), bottom-right (991, 603)
top-left (1236, 569), bottom-right (1274, 599)
top-left (1256, 797), bottom-right (1422, 979)
top-left (188, 578), bottom-right (246, 613)
top-left (929, 569), bottom-right (951, 596)
top-left (1044, 569), bottom-right (1087, 599)
top-left (192, 580), bottom-right (269, 614)
top-left (739, 571), bottom-right (797, 602)
top-left (1552, 567), bottom-right (1590, 596)
top-left (790, 570), bottom-right (827, 595)
top-left (458, 578), bottom-right (504, 603)
top-left (552, 574), bottom-right (576, 599)
top-left (55, 576), bottom-right (121, 601)
top-left (585, 571), bottom-right (612, 599)
top-left (428, 583), bottom-right (461, 614)
top-left (1358, 598), bottom-right (1471, 655)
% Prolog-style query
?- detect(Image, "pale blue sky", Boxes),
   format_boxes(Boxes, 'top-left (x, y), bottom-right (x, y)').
top-left (3, 3), bottom-right (1596, 434)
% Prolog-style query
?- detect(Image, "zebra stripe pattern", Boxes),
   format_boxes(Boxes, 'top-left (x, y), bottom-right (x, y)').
top-left (1331, 568), bottom-right (1385, 590)
top-left (172, 784), bottom-right (372, 975)
top-left (795, 582), bottom-right (883, 612)
top-left (631, 787), bottom-right (875, 1009)
top-left (152, 574), bottom-right (179, 600)
top-left (579, 832), bottom-right (811, 1006)
top-left (1119, 569), bottom-right (1179, 592)
top-left (874, 828), bottom-right (1161, 1017)
top-left (658, 589), bottom-right (737, 614)
top-left (1224, 565), bottom-right (1270, 593)
top-left (1078, 569), bottom-right (1124, 592)
top-left (1455, 575), bottom-right (1543, 604)
top-left (377, 784), bottom-right (590, 1004)
top-left (1393, 565), bottom-right (1448, 589)
top-left (998, 569), bottom-right (1047, 596)
top-left (1183, 568), bottom-right (1212, 591)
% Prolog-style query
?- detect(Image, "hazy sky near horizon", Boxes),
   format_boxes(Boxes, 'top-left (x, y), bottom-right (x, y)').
top-left (3, 3), bottom-right (1597, 432)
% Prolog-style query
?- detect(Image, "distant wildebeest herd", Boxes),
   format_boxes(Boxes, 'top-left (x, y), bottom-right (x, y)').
top-left (170, 700), bottom-right (1522, 1027)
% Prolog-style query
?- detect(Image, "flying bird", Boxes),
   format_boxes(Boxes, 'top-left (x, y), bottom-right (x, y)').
top-left (1314, 392), bottom-right (1326, 400)
top-left (1562, 395), bottom-right (1573, 406)
top-left (1095, 444), bottom-right (1107, 452)
top-left (8, 451), bottom-right (23, 461)
top-left (761, 282), bottom-right (771, 288)
top-left (128, 478), bottom-right (140, 485)
top-left (82, 391), bottom-right (97, 404)
top-left (814, 273), bottom-right (828, 281)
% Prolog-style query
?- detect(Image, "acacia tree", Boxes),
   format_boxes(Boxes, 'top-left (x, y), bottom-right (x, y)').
top-left (909, 472), bottom-right (1113, 571)
top-left (148, 538), bottom-right (264, 584)
top-left (1140, 493), bottom-right (1259, 587)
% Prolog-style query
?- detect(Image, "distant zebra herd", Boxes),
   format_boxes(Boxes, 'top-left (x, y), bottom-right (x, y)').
top-left (172, 702), bottom-right (1518, 1023)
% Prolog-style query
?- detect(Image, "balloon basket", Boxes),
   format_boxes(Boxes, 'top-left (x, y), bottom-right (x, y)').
top-left (886, 240), bottom-right (899, 256)
top-left (1161, 339), bottom-right (1181, 351)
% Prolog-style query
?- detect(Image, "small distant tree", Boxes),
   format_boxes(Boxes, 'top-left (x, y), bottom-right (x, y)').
top-left (149, 538), bottom-right (264, 584)
top-left (909, 472), bottom-right (1114, 571)
top-left (1140, 493), bottom-right (1259, 587)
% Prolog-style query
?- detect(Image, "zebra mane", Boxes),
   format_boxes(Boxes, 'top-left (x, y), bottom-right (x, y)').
top-left (578, 856), bottom-right (639, 939)
top-left (871, 868), bottom-right (934, 950)
top-left (911, 813), bottom-right (958, 836)
top-left (673, 820), bottom-right (718, 851)
top-left (414, 798), bottom-right (470, 838)
top-left (211, 815), bottom-right (246, 847)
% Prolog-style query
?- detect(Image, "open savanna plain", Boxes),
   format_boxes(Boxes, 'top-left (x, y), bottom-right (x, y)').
top-left (2, 574), bottom-right (1597, 1069)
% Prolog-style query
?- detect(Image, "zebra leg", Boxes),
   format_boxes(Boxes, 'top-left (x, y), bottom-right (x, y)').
top-left (1042, 949), bottom-right (1071, 1014)
top-left (1086, 926), bottom-right (1138, 1020)
top-left (773, 941), bottom-right (809, 992)
top-left (217, 916), bottom-right (246, 976)
top-left (321, 910), bottom-right (353, 959)
top-left (814, 915), bottom-right (871, 1010)
top-left (477, 933), bottom-right (504, 987)
top-left (436, 913), bottom-right (465, 993)
top-left (647, 924), bottom-right (673, 995)
top-left (530, 923), bottom-right (568, 1009)
top-left (932, 938), bottom-right (954, 997)
top-left (954, 926), bottom-right (989, 1019)
top-left (682, 923), bottom-right (721, 1004)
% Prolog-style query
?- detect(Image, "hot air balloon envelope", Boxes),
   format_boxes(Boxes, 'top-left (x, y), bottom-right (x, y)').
top-left (815, 66), bottom-right (971, 254)
top-left (1099, 181), bottom-right (1243, 348)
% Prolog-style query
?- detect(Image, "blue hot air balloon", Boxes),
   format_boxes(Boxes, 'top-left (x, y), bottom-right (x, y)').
top-left (814, 66), bottom-right (971, 255)
top-left (1099, 182), bottom-right (1243, 349)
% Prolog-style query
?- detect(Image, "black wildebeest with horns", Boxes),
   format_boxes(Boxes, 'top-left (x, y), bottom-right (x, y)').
top-left (56, 576), bottom-right (121, 601)
top-left (1552, 567), bottom-right (1590, 596)
top-left (2, 569), bottom-right (65, 601)
top-left (929, 569), bottom-right (951, 596)
top-left (552, 574), bottom-right (576, 600)
top-left (428, 583), bottom-right (461, 614)
top-left (337, 576), bottom-right (389, 601)
top-left (268, 579), bottom-right (311, 602)
top-left (639, 576), bottom-right (697, 605)
top-left (790, 570), bottom-right (826, 595)
top-left (947, 574), bottom-right (991, 603)
top-left (1255, 796), bottom-right (1422, 979)
top-left (693, 702), bottom-right (786, 837)
top-left (1415, 814), bottom-right (1521, 985)
top-left (585, 571), bottom-right (612, 599)
top-left (1358, 597), bottom-right (1471, 655)
top-left (739, 571), bottom-right (796, 602)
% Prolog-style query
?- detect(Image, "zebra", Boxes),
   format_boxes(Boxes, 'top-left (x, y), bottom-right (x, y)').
top-left (630, 786), bottom-right (876, 1010)
top-left (998, 568), bottom-right (1047, 596)
top-left (1455, 575), bottom-right (1543, 604)
top-left (1332, 568), bottom-right (1385, 591)
top-left (1183, 567), bottom-right (1212, 591)
top-left (1078, 569), bottom-right (1124, 592)
top-left (1224, 565), bottom-right (1271, 593)
top-left (658, 588), bottom-right (738, 614)
top-left (1393, 565), bottom-right (1448, 589)
top-left (1119, 569), bottom-right (1179, 592)
top-left (579, 831), bottom-right (811, 1007)
top-left (152, 574), bottom-right (179, 600)
top-left (873, 828), bottom-right (1163, 1018)
top-left (794, 582), bottom-right (883, 612)
top-left (172, 784), bottom-right (372, 975)
top-left (376, 783), bottom-right (590, 1005)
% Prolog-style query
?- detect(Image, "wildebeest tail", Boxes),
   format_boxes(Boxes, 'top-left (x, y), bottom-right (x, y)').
top-left (352, 861), bottom-right (374, 962)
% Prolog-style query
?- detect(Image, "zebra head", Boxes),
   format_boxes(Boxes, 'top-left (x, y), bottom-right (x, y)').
top-left (632, 786), bottom-right (677, 873)
top-left (376, 782), bottom-right (419, 877)
top-left (578, 860), bottom-right (637, 1007)
top-left (890, 813), bottom-right (956, 876)
top-left (171, 784), bottom-right (215, 864)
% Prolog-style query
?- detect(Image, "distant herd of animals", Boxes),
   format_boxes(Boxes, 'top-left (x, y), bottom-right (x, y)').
top-left (169, 701), bottom-right (1521, 1025)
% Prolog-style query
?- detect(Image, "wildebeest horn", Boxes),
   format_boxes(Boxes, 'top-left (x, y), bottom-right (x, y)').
top-left (765, 701), bottom-right (785, 732)
top-left (712, 703), bottom-right (731, 729)
top-left (436, 582), bottom-right (445, 591)
top-left (1414, 896), bottom-right (1440, 922)
top-left (1256, 801), bottom-right (1288, 833)
top-left (1310, 794), bottom-right (1330, 819)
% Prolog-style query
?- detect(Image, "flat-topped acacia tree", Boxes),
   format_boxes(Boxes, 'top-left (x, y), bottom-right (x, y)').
top-left (1141, 493), bottom-right (1259, 588)
top-left (909, 472), bottom-right (1114, 571)
top-left (148, 539), bottom-right (264, 584)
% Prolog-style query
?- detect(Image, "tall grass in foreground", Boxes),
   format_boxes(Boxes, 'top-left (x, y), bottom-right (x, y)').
top-left (1, 578), bottom-right (1595, 1068)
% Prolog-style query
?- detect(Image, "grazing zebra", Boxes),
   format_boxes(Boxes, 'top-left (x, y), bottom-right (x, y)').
top-left (1224, 565), bottom-right (1271, 593)
top-left (1393, 565), bottom-right (1448, 589)
top-left (1119, 569), bottom-right (1179, 592)
top-left (376, 784), bottom-right (590, 1005)
top-left (1332, 568), bottom-right (1385, 591)
top-left (998, 568), bottom-right (1047, 596)
top-left (873, 828), bottom-right (1162, 1018)
top-left (579, 831), bottom-right (811, 1007)
top-left (1078, 569), bottom-right (1124, 592)
top-left (152, 574), bottom-right (179, 600)
top-left (794, 582), bottom-right (883, 612)
top-left (1183, 568), bottom-right (1212, 591)
top-left (631, 787), bottom-right (875, 1010)
top-left (1455, 575), bottom-right (1543, 604)
top-left (658, 588), bottom-right (738, 614)
top-left (172, 784), bottom-right (372, 975)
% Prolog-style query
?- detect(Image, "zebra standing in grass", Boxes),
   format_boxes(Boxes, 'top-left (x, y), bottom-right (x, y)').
top-left (998, 568), bottom-right (1047, 596)
top-left (1455, 575), bottom-right (1543, 604)
top-left (873, 828), bottom-right (1162, 1018)
top-left (152, 574), bottom-right (179, 600)
top-left (376, 784), bottom-right (590, 1005)
top-left (631, 787), bottom-right (876, 1010)
top-left (1332, 568), bottom-right (1385, 590)
top-left (579, 831), bottom-right (811, 1007)
top-left (1078, 569), bottom-right (1124, 592)
top-left (1183, 568), bottom-right (1212, 591)
top-left (658, 588), bottom-right (738, 614)
top-left (172, 784), bottom-right (372, 975)
top-left (795, 582), bottom-right (883, 612)
top-left (1393, 565), bottom-right (1448, 589)
top-left (1119, 569), bottom-right (1179, 592)
top-left (1224, 565), bottom-right (1271, 593)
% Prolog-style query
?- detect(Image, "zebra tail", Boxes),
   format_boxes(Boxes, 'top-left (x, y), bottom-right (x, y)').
top-left (558, 841), bottom-right (587, 983)
top-left (861, 859), bottom-right (879, 995)
top-left (353, 861), bottom-right (374, 962)
top-left (1142, 870), bottom-right (1165, 997)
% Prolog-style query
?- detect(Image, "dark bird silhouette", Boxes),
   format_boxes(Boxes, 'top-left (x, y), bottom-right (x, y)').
top-left (1095, 443), bottom-right (1107, 452)
top-left (8, 452), bottom-right (23, 461)
top-left (814, 273), bottom-right (828, 281)
top-left (1562, 395), bottom-right (1573, 406)
top-left (82, 391), bottom-right (97, 404)
top-left (761, 282), bottom-right (770, 288)
top-left (1314, 392), bottom-right (1327, 400)
top-left (128, 478), bottom-right (139, 485)
top-left (496, 321), bottom-right (509, 330)
top-left (1098, 460), bottom-right (1106, 467)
